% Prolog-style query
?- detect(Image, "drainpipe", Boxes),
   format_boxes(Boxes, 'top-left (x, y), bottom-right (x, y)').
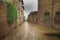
top-left (51, 0), bottom-right (54, 27)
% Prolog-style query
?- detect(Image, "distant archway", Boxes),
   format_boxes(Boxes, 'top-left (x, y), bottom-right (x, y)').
top-left (36, 18), bottom-right (38, 23)
top-left (44, 12), bottom-right (50, 24)
top-left (54, 11), bottom-right (60, 25)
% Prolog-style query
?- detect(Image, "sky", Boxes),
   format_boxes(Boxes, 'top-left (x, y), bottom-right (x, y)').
top-left (23, 0), bottom-right (38, 20)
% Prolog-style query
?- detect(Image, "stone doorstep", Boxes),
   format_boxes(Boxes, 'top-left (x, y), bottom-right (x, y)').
top-left (44, 33), bottom-right (60, 38)
top-left (43, 32), bottom-right (60, 35)
top-left (40, 29), bottom-right (60, 35)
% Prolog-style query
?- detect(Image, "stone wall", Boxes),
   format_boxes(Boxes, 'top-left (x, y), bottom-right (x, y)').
top-left (28, 0), bottom-right (60, 29)
top-left (37, 0), bottom-right (52, 26)
top-left (0, 0), bottom-right (24, 39)
top-left (38, 0), bottom-right (60, 28)
top-left (53, 0), bottom-right (60, 28)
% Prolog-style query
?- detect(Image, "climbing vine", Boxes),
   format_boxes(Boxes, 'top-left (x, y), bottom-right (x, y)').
top-left (7, 2), bottom-right (17, 23)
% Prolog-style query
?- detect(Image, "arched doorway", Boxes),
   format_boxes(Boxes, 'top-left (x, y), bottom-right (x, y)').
top-left (44, 12), bottom-right (50, 24)
top-left (36, 18), bottom-right (38, 23)
top-left (54, 11), bottom-right (60, 25)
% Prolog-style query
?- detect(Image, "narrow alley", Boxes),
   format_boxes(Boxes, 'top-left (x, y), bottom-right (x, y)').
top-left (20, 22), bottom-right (47, 40)
top-left (0, 0), bottom-right (60, 40)
top-left (4, 22), bottom-right (60, 40)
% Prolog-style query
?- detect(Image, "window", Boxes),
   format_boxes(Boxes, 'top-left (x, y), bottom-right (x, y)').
top-left (54, 11), bottom-right (60, 25)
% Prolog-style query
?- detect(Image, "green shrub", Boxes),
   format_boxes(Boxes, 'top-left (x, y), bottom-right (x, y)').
top-left (7, 2), bottom-right (17, 23)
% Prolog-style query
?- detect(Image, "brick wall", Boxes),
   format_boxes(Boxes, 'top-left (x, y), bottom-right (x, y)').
top-left (0, 2), bottom-right (9, 39)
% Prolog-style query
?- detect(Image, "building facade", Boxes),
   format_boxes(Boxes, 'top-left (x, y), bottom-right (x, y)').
top-left (4, 0), bottom-right (24, 26)
top-left (0, 0), bottom-right (24, 39)
top-left (28, 11), bottom-right (39, 24)
top-left (28, 0), bottom-right (60, 29)
top-left (38, 0), bottom-right (60, 28)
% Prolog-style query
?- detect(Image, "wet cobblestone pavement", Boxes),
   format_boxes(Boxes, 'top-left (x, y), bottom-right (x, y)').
top-left (4, 22), bottom-right (60, 40)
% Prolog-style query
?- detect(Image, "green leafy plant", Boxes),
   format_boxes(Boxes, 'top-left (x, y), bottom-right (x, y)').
top-left (7, 2), bottom-right (17, 23)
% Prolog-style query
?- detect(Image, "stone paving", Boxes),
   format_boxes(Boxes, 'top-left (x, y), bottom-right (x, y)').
top-left (4, 22), bottom-right (60, 40)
